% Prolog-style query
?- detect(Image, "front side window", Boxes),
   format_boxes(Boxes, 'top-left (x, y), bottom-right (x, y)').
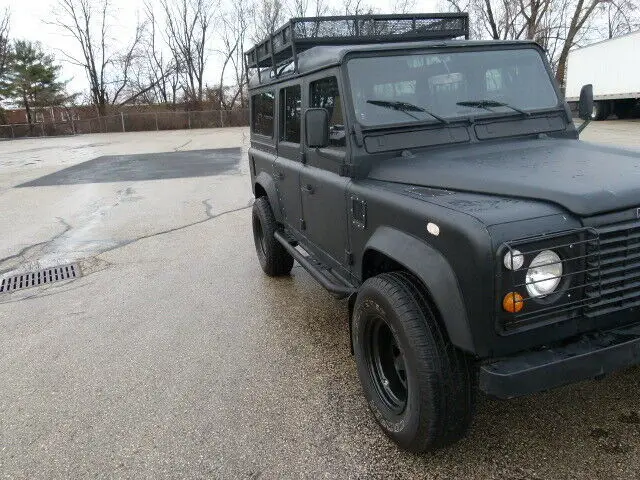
top-left (310, 77), bottom-right (345, 148)
top-left (251, 91), bottom-right (275, 137)
top-left (280, 85), bottom-right (301, 143)
top-left (347, 48), bottom-right (559, 127)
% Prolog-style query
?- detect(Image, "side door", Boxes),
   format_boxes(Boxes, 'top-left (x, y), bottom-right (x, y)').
top-left (299, 73), bottom-right (352, 273)
top-left (274, 83), bottom-right (304, 232)
top-left (249, 89), bottom-right (278, 207)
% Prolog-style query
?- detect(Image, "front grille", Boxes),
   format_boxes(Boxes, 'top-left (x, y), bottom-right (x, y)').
top-left (585, 219), bottom-right (640, 318)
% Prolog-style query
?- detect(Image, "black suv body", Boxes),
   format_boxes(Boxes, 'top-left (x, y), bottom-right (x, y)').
top-left (246, 13), bottom-right (640, 450)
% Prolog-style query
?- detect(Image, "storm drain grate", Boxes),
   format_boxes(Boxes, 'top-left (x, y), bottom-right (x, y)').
top-left (0, 264), bottom-right (80, 294)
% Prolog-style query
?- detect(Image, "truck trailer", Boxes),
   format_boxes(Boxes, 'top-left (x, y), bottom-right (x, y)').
top-left (565, 30), bottom-right (640, 120)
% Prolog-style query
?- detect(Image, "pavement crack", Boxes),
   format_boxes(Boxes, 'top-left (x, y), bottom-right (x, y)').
top-left (174, 139), bottom-right (193, 151)
top-left (133, 201), bottom-right (253, 240)
top-left (0, 280), bottom-right (95, 305)
top-left (96, 201), bottom-right (254, 257)
top-left (0, 217), bottom-right (72, 275)
top-left (1, 199), bottom-right (252, 287)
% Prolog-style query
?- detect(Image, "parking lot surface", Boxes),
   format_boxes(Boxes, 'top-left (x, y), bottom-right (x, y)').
top-left (1, 121), bottom-right (640, 479)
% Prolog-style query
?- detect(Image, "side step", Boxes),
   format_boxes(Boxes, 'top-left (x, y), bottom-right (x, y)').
top-left (274, 231), bottom-right (356, 297)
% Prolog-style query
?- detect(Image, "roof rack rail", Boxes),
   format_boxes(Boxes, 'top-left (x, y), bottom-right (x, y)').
top-left (245, 13), bottom-right (469, 80)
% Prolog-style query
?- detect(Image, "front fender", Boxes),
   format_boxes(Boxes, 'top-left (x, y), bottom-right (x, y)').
top-left (254, 172), bottom-right (282, 223)
top-left (364, 226), bottom-right (474, 353)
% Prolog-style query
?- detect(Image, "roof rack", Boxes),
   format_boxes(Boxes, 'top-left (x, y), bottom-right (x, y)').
top-left (245, 13), bottom-right (469, 80)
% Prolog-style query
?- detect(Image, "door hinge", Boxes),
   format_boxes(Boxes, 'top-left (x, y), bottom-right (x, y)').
top-left (352, 123), bottom-right (364, 148)
top-left (300, 218), bottom-right (306, 230)
top-left (345, 250), bottom-right (354, 265)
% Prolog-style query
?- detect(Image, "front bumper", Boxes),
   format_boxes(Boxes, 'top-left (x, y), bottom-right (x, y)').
top-left (479, 322), bottom-right (640, 399)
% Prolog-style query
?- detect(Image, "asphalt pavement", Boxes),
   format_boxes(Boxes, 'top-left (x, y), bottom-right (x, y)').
top-left (1, 122), bottom-right (640, 479)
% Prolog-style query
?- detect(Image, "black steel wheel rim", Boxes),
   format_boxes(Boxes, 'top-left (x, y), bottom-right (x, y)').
top-left (253, 215), bottom-right (267, 255)
top-left (364, 314), bottom-right (408, 414)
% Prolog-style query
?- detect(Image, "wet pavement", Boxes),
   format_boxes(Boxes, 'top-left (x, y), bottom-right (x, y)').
top-left (1, 122), bottom-right (640, 479)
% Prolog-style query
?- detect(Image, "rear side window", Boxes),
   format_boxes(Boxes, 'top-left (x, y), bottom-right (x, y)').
top-left (280, 85), bottom-right (301, 143)
top-left (310, 77), bottom-right (345, 148)
top-left (252, 91), bottom-right (275, 137)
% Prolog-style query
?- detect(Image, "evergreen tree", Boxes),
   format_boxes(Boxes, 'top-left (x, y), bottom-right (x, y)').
top-left (0, 40), bottom-right (67, 128)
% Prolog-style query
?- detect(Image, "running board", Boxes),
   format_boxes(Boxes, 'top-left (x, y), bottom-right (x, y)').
top-left (274, 231), bottom-right (356, 297)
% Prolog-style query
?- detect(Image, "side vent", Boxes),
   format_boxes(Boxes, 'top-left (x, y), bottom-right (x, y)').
top-left (351, 197), bottom-right (367, 230)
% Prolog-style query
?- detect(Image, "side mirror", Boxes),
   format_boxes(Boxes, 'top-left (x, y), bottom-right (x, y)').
top-left (577, 84), bottom-right (593, 134)
top-left (578, 84), bottom-right (594, 120)
top-left (305, 108), bottom-right (329, 148)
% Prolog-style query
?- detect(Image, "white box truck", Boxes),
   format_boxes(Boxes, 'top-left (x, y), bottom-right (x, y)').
top-left (565, 30), bottom-right (640, 120)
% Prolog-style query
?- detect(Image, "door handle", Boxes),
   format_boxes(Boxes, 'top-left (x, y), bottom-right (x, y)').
top-left (301, 184), bottom-right (315, 194)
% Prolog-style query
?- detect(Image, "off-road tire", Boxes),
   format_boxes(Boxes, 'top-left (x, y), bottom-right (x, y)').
top-left (252, 197), bottom-right (294, 276)
top-left (352, 271), bottom-right (475, 452)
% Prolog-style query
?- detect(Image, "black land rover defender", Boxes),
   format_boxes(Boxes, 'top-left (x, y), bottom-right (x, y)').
top-left (246, 13), bottom-right (640, 451)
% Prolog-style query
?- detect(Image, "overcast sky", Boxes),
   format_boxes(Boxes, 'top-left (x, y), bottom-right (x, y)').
top-left (1, 0), bottom-right (440, 97)
top-left (1, 0), bottom-right (142, 92)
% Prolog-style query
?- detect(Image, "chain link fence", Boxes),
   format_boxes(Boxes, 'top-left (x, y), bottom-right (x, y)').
top-left (0, 109), bottom-right (249, 139)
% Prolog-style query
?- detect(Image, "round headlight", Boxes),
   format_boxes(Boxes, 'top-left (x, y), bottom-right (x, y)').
top-left (504, 249), bottom-right (524, 270)
top-left (526, 250), bottom-right (563, 298)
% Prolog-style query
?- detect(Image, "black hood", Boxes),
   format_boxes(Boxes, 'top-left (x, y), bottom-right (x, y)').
top-left (367, 138), bottom-right (640, 217)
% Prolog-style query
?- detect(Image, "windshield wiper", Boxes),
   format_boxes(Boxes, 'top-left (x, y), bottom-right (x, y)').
top-left (456, 100), bottom-right (531, 117)
top-left (366, 99), bottom-right (449, 124)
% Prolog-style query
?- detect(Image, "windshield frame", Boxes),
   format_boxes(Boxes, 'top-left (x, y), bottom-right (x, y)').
top-left (341, 43), bottom-right (564, 130)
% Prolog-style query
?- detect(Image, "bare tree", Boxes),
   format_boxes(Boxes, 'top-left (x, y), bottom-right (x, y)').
top-left (598, 0), bottom-right (639, 39)
top-left (520, 0), bottom-right (552, 41)
top-left (287, 0), bottom-right (330, 17)
top-left (392, 0), bottom-right (417, 14)
top-left (443, 0), bottom-right (483, 37)
top-left (159, 0), bottom-right (217, 106)
top-left (342, 0), bottom-right (375, 15)
top-left (0, 8), bottom-right (8, 123)
top-left (474, 0), bottom-right (528, 39)
top-left (216, 16), bottom-right (239, 109)
top-left (441, 0), bottom-right (637, 85)
top-left (553, 0), bottom-right (602, 84)
top-left (252, 0), bottom-right (286, 43)
top-left (0, 8), bottom-right (10, 85)
top-left (216, 0), bottom-right (252, 110)
top-left (140, 0), bottom-right (181, 105)
top-left (232, 2), bottom-right (252, 109)
top-left (49, 0), bottom-right (146, 115)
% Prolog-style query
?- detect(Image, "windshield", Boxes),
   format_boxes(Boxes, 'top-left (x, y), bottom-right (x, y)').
top-left (346, 48), bottom-right (559, 127)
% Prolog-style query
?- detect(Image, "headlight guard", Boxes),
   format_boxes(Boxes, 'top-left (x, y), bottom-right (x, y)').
top-left (497, 228), bottom-right (601, 333)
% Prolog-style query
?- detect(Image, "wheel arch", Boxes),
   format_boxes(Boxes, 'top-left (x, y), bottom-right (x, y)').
top-left (360, 226), bottom-right (475, 353)
top-left (253, 172), bottom-right (282, 223)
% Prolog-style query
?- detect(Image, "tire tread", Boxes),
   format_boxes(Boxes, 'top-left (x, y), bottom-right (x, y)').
top-left (252, 197), bottom-right (294, 276)
top-left (353, 271), bottom-right (474, 451)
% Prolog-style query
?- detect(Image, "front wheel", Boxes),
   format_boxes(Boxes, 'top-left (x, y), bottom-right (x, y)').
top-left (352, 272), bottom-right (474, 452)
top-left (252, 197), bottom-right (294, 276)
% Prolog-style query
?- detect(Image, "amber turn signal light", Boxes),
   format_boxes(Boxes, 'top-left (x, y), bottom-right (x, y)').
top-left (503, 292), bottom-right (524, 313)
